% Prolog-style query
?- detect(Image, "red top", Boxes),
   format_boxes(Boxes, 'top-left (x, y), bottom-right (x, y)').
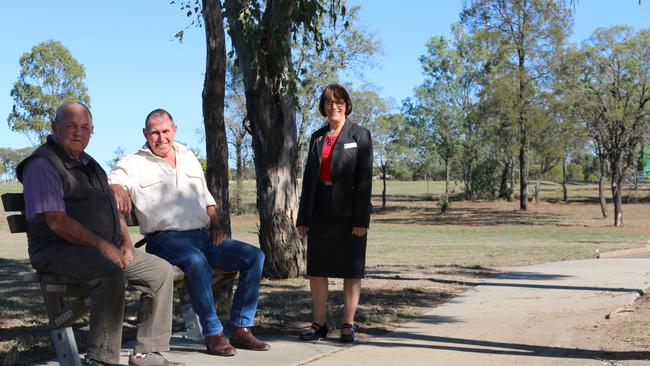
top-left (318, 134), bottom-right (339, 183)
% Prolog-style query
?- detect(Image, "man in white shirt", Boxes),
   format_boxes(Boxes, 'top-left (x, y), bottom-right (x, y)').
top-left (108, 109), bottom-right (269, 357)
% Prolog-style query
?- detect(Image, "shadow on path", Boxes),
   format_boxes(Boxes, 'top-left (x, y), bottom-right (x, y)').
top-left (367, 270), bottom-right (644, 295)
top-left (363, 332), bottom-right (650, 361)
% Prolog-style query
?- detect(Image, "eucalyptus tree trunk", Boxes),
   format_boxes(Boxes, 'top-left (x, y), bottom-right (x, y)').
top-left (381, 162), bottom-right (387, 210)
top-left (444, 158), bottom-right (450, 195)
top-left (518, 56), bottom-right (528, 211)
top-left (509, 157), bottom-right (515, 202)
top-left (233, 130), bottom-right (244, 213)
top-left (598, 156), bottom-right (608, 219)
top-left (464, 159), bottom-right (473, 200)
top-left (225, 0), bottom-right (304, 278)
top-left (561, 155), bottom-right (568, 203)
top-left (534, 172), bottom-right (542, 203)
top-left (498, 159), bottom-right (510, 200)
top-left (202, 0), bottom-right (231, 234)
top-left (611, 174), bottom-right (624, 227)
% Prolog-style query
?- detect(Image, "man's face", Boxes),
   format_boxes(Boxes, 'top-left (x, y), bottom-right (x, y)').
top-left (51, 104), bottom-right (93, 159)
top-left (144, 114), bottom-right (176, 158)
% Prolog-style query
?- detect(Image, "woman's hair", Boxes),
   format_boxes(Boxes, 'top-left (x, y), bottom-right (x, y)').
top-left (318, 83), bottom-right (353, 117)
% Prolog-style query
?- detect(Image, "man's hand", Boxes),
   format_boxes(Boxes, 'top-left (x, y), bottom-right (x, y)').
top-left (110, 184), bottom-right (132, 215)
top-left (297, 225), bottom-right (308, 237)
top-left (351, 227), bottom-right (367, 237)
top-left (97, 240), bottom-right (128, 268)
top-left (206, 205), bottom-right (225, 245)
top-left (44, 211), bottom-right (128, 268)
top-left (210, 227), bottom-right (226, 245)
top-left (121, 243), bottom-right (134, 266)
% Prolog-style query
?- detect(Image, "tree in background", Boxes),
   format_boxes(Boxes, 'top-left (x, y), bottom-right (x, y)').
top-left (224, 60), bottom-right (253, 213)
top-left (106, 146), bottom-right (126, 171)
top-left (371, 113), bottom-right (409, 209)
top-left (350, 89), bottom-right (388, 206)
top-left (476, 72), bottom-right (519, 201)
top-left (200, 0), bottom-right (232, 236)
top-left (0, 147), bottom-right (33, 181)
top-left (293, 5), bottom-right (381, 173)
top-left (407, 23), bottom-right (485, 198)
top-left (223, 0), bottom-right (346, 278)
top-left (8, 40), bottom-right (90, 144)
top-left (549, 45), bottom-right (590, 203)
top-left (527, 102), bottom-right (561, 202)
top-left (576, 26), bottom-right (650, 226)
top-left (462, 0), bottom-right (572, 210)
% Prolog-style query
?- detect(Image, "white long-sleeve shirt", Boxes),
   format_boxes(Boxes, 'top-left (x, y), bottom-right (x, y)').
top-left (108, 142), bottom-right (216, 234)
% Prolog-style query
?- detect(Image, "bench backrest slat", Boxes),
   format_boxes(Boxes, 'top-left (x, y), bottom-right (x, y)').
top-left (3, 193), bottom-right (27, 234)
top-left (2, 193), bottom-right (141, 234)
top-left (2, 192), bottom-right (25, 212)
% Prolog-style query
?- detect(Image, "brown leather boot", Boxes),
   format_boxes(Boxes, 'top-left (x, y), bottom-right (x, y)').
top-left (230, 327), bottom-right (271, 351)
top-left (205, 332), bottom-right (237, 356)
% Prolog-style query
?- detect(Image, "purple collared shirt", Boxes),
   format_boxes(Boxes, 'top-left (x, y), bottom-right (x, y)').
top-left (22, 157), bottom-right (66, 222)
top-left (22, 150), bottom-right (92, 222)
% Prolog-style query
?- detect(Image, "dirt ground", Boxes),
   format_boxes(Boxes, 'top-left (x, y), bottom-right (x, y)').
top-left (598, 292), bottom-right (650, 365)
top-left (3, 181), bottom-right (650, 364)
top-left (0, 260), bottom-right (478, 365)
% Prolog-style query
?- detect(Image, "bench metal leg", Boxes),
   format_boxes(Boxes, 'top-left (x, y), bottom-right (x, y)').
top-left (50, 327), bottom-right (82, 366)
top-left (179, 303), bottom-right (204, 342)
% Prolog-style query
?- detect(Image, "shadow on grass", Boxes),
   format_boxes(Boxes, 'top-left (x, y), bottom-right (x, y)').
top-left (366, 264), bottom-right (501, 279)
top-left (372, 205), bottom-right (561, 226)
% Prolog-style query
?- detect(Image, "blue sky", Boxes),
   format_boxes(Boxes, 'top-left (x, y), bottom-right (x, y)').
top-left (1, 0), bottom-right (648, 170)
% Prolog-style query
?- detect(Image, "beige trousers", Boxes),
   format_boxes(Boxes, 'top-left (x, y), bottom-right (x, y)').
top-left (30, 245), bottom-right (174, 363)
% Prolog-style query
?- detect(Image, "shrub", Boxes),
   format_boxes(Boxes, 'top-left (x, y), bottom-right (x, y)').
top-left (471, 158), bottom-right (501, 199)
top-left (438, 193), bottom-right (449, 214)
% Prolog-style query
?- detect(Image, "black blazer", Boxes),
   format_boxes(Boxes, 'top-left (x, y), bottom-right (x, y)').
top-left (297, 121), bottom-right (373, 228)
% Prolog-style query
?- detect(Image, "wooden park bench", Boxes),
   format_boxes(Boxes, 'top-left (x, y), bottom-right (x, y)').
top-left (2, 192), bottom-right (237, 366)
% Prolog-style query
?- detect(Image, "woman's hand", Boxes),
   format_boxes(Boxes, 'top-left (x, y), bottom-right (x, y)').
top-left (297, 226), bottom-right (308, 237)
top-left (351, 227), bottom-right (367, 237)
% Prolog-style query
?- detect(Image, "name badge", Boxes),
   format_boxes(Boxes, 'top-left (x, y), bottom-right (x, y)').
top-left (344, 142), bottom-right (357, 149)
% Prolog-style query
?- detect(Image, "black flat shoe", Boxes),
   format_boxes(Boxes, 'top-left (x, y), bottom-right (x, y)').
top-left (340, 323), bottom-right (357, 343)
top-left (299, 322), bottom-right (329, 341)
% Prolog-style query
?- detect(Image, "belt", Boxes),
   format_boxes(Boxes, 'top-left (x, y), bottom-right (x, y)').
top-left (319, 181), bottom-right (333, 186)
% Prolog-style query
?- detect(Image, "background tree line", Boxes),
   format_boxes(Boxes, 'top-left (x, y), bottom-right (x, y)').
top-left (4, 1), bottom-right (649, 278)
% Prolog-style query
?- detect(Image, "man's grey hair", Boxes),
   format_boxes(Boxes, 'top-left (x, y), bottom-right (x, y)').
top-left (54, 102), bottom-right (92, 125)
top-left (144, 108), bottom-right (175, 129)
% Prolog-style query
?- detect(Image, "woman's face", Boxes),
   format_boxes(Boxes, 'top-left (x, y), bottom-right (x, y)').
top-left (324, 95), bottom-right (347, 125)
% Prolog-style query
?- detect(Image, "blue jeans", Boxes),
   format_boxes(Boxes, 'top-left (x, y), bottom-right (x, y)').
top-left (145, 229), bottom-right (265, 336)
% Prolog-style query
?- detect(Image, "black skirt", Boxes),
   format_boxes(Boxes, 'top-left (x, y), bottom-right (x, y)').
top-left (306, 183), bottom-right (367, 278)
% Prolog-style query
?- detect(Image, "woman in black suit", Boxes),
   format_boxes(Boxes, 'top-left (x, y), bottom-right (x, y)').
top-left (296, 84), bottom-right (373, 343)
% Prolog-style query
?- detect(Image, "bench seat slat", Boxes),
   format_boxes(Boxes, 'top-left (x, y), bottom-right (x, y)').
top-left (7, 214), bottom-right (27, 233)
top-left (24, 267), bottom-right (237, 287)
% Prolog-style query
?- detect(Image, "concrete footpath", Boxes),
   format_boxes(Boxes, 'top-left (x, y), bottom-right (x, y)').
top-left (39, 258), bottom-right (650, 366)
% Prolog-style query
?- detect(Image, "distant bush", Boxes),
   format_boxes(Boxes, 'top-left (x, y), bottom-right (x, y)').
top-left (546, 165), bottom-right (563, 183)
top-left (438, 193), bottom-right (449, 214)
top-left (566, 163), bottom-right (585, 181)
top-left (471, 158), bottom-right (501, 199)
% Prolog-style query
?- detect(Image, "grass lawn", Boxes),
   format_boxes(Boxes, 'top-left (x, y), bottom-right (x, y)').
top-left (1, 179), bottom-right (650, 364)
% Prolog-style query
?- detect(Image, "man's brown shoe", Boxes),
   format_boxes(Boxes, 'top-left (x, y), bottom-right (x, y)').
top-left (205, 332), bottom-right (237, 356)
top-left (230, 327), bottom-right (271, 351)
